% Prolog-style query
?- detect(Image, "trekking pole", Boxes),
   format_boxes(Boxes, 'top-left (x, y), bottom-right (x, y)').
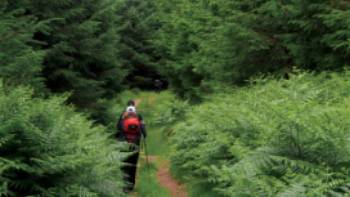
top-left (143, 137), bottom-right (150, 169)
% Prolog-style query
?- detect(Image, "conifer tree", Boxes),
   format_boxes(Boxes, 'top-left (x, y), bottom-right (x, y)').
top-left (151, 0), bottom-right (209, 99)
top-left (0, 1), bottom-right (44, 91)
top-left (23, 0), bottom-right (125, 109)
top-left (116, 0), bottom-right (161, 89)
top-left (152, 0), bottom-right (350, 99)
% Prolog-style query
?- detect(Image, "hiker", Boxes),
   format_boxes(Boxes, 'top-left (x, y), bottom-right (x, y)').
top-left (154, 79), bottom-right (163, 92)
top-left (116, 100), bottom-right (147, 193)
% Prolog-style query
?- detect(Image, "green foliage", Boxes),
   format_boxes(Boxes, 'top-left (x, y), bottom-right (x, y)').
top-left (152, 0), bottom-right (212, 100)
top-left (135, 162), bottom-right (171, 197)
top-left (138, 91), bottom-right (189, 128)
top-left (0, 0), bottom-right (132, 117)
top-left (4, 0), bottom-right (350, 195)
top-left (0, 0), bottom-right (126, 110)
top-left (116, 0), bottom-right (161, 89)
top-left (0, 84), bottom-right (125, 196)
top-left (13, 0), bottom-right (126, 109)
top-left (103, 91), bottom-right (189, 135)
top-left (0, 1), bottom-right (45, 92)
top-left (152, 0), bottom-right (350, 100)
top-left (171, 71), bottom-right (350, 196)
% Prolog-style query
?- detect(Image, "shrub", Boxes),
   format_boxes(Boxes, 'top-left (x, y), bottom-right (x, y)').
top-left (171, 71), bottom-right (350, 196)
top-left (0, 84), bottom-right (125, 196)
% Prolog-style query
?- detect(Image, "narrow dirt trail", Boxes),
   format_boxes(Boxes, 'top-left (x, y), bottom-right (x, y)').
top-left (133, 95), bottom-right (188, 197)
top-left (155, 158), bottom-right (188, 197)
top-left (148, 156), bottom-right (188, 197)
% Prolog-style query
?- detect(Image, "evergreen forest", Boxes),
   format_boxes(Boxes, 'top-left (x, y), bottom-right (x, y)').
top-left (1, 0), bottom-right (350, 196)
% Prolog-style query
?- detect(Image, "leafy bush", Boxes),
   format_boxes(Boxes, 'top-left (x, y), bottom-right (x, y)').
top-left (171, 71), bottom-right (350, 196)
top-left (0, 84), bottom-right (125, 196)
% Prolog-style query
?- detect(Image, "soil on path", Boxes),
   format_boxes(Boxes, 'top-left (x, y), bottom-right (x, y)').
top-left (148, 156), bottom-right (188, 197)
top-left (134, 96), bottom-right (188, 197)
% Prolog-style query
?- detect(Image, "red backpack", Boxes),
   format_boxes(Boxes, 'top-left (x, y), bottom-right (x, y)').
top-left (123, 112), bottom-right (141, 143)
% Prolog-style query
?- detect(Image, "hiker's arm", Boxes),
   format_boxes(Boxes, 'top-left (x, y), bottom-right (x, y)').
top-left (116, 113), bottom-right (125, 140)
top-left (116, 113), bottom-right (124, 131)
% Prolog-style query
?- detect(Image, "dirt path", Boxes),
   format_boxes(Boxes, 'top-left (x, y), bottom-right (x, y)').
top-left (149, 156), bottom-right (188, 197)
top-left (133, 95), bottom-right (188, 197)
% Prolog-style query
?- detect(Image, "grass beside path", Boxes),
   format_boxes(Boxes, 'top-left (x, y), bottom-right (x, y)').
top-left (133, 125), bottom-right (172, 197)
top-left (134, 157), bottom-right (171, 197)
top-left (126, 91), bottom-right (174, 197)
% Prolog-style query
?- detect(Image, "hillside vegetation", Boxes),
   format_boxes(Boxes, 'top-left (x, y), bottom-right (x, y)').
top-left (0, 85), bottom-right (125, 196)
top-left (151, 0), bottom-right (350, 99)
top-left (1, 0), bottom-right (350, 196)
top-left (171, 72), bottom-right (350, 196)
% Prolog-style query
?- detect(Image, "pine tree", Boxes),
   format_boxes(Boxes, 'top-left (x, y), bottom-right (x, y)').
top-left (151, 0), bottom-right (350, 99)
top-left (116, 0), bottom-right (161, 89)
top-left (0, 0), bottom-right (44, 91)
top-left (21, 0), bottom-right (126, 109)
top-left (293, 1), bottom-right (350, 70)
top-left (151, 0), bottom-right (210, 100)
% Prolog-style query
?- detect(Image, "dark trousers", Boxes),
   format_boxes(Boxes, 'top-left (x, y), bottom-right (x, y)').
top-left (122, 143), bottom-right (140, 191)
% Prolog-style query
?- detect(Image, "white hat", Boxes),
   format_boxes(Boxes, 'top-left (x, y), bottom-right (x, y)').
top-left (126, 106), bottom-right (136, 112)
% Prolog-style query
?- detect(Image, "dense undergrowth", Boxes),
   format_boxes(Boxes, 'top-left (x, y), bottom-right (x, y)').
top-left (0, 85), bottom-right (125, 197)
top-left (171, 71), bottom-right (350, 196)
top-left (4, 0), bottom-right (350, 196)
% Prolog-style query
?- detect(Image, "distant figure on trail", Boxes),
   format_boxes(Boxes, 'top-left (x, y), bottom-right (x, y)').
top-left (154, 79), bottom-right (163, 92)
top-left (116, 100), bottom-right (147, 193)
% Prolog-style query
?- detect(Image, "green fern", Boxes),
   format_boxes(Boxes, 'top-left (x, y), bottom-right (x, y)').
top-left (171, 71), bottom-right (350, 196)
top-left (0, 85), bottom-right (125, 196)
